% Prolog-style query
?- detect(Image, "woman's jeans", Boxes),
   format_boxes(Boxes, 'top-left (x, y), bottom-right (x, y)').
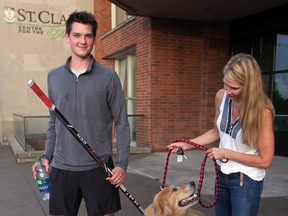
top-left (215, 170), bottom-right (263, 216)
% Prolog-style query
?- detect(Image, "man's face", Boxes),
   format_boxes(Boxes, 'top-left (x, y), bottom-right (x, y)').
top-left (65, 22), bottom-right (95, 59)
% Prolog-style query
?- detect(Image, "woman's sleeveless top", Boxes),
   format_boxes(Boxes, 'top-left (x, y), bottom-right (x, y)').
top-left (216, 91), bottom-right (265, 181)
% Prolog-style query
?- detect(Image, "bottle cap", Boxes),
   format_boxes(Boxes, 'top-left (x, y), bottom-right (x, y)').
top-left (36, 157), bottom-right (41, 162)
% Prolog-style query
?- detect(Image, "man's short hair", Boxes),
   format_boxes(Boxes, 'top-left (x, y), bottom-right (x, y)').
top-left (66, 11), bottom-right (98, 36)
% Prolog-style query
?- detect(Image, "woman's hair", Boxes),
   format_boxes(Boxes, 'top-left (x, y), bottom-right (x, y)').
top-left (66, 11), bottom-right (98, 36)
top-left (223, 53), bottom-right (275, 148)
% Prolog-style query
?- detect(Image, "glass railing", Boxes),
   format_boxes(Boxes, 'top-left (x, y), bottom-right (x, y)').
top-left (13, 114), bottom-right (49, 151)
top-left (13, 113), bottom-right (146, 151)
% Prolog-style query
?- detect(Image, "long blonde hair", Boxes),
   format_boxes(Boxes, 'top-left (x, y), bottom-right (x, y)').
top-left (223, 53), bottom-right (275, 148)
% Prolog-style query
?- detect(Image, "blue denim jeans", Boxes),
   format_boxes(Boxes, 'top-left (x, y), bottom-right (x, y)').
top-left (215, 170), bottom-right (264, 216)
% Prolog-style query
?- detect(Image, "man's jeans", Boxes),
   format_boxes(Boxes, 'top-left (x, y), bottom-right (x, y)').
top-left (215, 170), bottom-right (263, 216)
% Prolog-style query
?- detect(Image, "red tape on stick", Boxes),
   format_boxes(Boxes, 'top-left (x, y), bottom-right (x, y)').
top-left (27, 79), bottom-right (53, 109)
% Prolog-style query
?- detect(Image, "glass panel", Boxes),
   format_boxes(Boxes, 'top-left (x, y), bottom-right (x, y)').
top-left (115, 56), bottom-right (136, 146)
top-left (273, 73), bottom-right (288, 115)
top-left (274, 116), bottom-right (288, 132)
top-left (111, 4), bottom-right (127, 28)
top-left (262, 74), bottom-right (272, 97)
top-left (13, 114), bottom-right (49, 151)
top-left (253, 35), bottom-right (275, 73)
top-left (275, 34), bottom-right (288, 71)
top-left (118, 59), bottom-right (128, 94)
top-left (116, 6), bottom-right (127, 26)
top-left (274, 35), bottom-right (288, 132)
top-left (127, 55), bottom-right (136, 99)
top-left (127, 56), bottom-right (136, 145)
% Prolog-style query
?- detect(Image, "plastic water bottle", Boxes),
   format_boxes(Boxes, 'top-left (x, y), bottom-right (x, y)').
top-left (35, 157), bottom-right (50, 201)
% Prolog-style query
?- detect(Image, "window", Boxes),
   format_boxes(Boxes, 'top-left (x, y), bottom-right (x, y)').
top-left (111, 4), bottom-right (130, 28)
top-left (115, 54), bottom-right (136, 146)
top-left (252, 35), bottom-right (275, 73)
top-left (231, 33), bottom-right (288, 132)
top-left (273, 34), bottom-right (288, 115)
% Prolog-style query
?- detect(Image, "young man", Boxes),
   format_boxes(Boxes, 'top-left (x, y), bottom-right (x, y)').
top-left (32, 11), bottom-right (130, 216)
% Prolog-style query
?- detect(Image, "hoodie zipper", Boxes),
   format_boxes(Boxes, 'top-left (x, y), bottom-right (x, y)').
top-left (75, 77), bottom-right (79, 100)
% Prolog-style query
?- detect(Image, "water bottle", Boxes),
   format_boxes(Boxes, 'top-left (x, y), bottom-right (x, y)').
top-left (35, 157), bottom-right (50, 201)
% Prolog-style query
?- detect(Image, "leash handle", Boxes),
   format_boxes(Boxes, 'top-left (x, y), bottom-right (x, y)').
top-left (161, 138), bottom-right (221, 208)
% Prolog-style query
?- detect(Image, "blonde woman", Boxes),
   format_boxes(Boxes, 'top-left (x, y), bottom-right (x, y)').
top-left (168, 53), bottom-right (275, 216)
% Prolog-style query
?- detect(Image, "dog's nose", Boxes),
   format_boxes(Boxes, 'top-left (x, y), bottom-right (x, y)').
top-left (190, 181), bottom-right (195, 187)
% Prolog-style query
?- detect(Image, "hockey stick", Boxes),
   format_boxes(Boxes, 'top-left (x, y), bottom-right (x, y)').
top-left (27, 79), bottom-right (145, 215)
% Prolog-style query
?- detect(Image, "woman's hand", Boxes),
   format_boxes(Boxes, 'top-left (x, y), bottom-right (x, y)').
top-left (206, 147), bottom-right (227, 161)
top-left (167, 141), bottom-right (193, 153)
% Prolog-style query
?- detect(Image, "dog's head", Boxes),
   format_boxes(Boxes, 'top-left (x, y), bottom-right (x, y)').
top-left (152, 181), bottom-right (199, 215)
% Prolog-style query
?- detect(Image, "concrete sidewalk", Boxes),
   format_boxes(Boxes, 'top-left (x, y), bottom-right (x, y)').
top-left (0, 144), bottom-right (287, 216)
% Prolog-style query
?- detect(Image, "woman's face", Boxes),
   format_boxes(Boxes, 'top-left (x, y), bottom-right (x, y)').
top-left (223, 74), bottom-right (243, 101)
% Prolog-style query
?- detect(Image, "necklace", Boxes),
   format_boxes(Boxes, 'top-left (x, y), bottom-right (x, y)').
top-left (232, 100), bottom-right (240, 119)
top-left (227, 100), bottom-right (240, 135)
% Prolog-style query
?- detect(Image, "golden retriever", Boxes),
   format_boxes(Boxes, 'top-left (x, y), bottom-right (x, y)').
top-left (144, 181), bottom-right (204, 216)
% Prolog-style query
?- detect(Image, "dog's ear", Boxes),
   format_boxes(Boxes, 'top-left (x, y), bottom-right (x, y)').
top-left (153, 189), bottom-right (173, 216)
top-left (154, 200), bottom-right (172, 216)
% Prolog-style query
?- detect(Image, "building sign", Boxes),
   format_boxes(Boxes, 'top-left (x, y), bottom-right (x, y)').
top-left (3, 6), bottom-right (67, 39)
top-left (4, 7), bottom-right (16, 22)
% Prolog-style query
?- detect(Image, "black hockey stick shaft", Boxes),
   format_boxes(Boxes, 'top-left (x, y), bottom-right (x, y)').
top-left (27, 79), bottom-right (145, 214)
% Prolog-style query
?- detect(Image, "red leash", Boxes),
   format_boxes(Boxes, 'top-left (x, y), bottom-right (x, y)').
top-left (161, 138), bottom-right (224, 208)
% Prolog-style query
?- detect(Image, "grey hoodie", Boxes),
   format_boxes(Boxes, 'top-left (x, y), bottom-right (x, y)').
top-left (44, 55), bottom-right (130, 171)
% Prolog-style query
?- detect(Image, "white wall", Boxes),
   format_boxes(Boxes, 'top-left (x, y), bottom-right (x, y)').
top-left (0, 0), bottom-right (94, 142)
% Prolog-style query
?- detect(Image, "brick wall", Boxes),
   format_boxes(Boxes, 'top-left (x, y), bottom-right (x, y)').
top-left (94, 0), bottom-right (114, 68)
top-left (200, 21), bottom-right (230, 131)
top-left (149, 19), bottom-right (230, 151)
top-left (94, 0), bottom-right (153, 148)
top-left (93, 0), bottom-right (230, 151)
